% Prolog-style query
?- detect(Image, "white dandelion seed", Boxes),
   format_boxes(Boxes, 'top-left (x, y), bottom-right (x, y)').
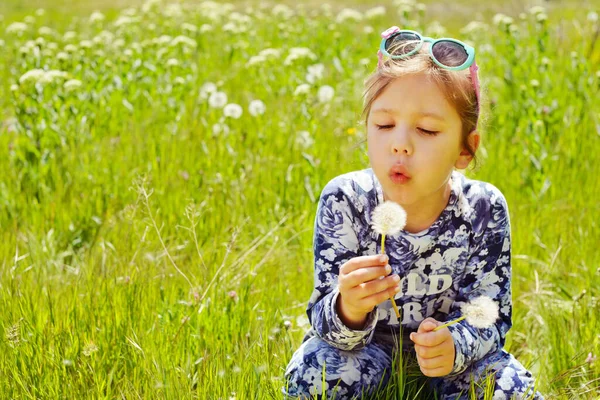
top-left (208, 91), bottom-right (228, 108)
top-left (199, 82), bottom-right (217, 100)
top-left (248, 99), bottom-right (266, 116)
top-left (434, 295), bottom-right (500, 331)
top-left (223, 103), bottom-right (243, 119)
top-left (317, 85), bottom-right (335, 103)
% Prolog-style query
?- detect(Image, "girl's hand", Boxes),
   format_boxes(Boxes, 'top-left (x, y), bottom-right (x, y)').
top-left (336, 255), bottom-right (400, 326)
top-left (409, 317), bottom-right (455, 377)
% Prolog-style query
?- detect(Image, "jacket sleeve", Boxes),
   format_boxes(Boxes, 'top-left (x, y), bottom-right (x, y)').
top-left (446, 190), bottom-right (513, 376)
top-left (305, 178), bottom-right (379, 351)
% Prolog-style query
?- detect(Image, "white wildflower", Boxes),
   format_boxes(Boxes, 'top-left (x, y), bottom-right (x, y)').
top-left (588, 11), bottom-right (599, 23)
top-left (182, 23), bottom-right (197, 33)
top-left (246, 55), bottom-right (267, 67)
top-left (363, 26), bottom-right (374, 35)
top-left (63, 31), bottom-right (77, 41)
top-left (248, 100), bottom-right (266, 116)
top-left (200, 24), bottom-right (214, 33)
top-left (371, 201), bottom-right (407, 237)
top-left (171, 35), bottom-right (197, 48)
top-left (528, 6), bottom-right (546, 15)
top-left (294, 84), bottom-right (310, 96)
top-left (336, 8), bottom-right (363, 23)
top-left (209, 91), bottom-right (228, 108)
top-left (19, 69), bottom-right (46, 84)
top-left (258, 48), bottom-right (282, 58)
top-left (6, 22), bottom-right (28, 34)
top-left (306, 63), bottom-right (325, 84)
top-left (90, 11), bottom-right (105, 23)
top-left (365, 6), bottom-right (386, 19)
top-left (64, 79), bottom-right (83, 91)
top-left (83, 342), bottom-right (99, 356)
top-left (166, 58), bottom-right (180, 67)
top-left (284, 47), bottom-right (317, 65)
top-left (223, 103), bottom-right (243, 119)
top-left (317, 85), bottom-right (335, 103)
top-left (39, 70), bottom-right (68, 84)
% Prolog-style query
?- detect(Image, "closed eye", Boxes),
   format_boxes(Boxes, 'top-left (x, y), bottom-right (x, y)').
top-left (375, 125), bottom-right (439, 136)
top-left (418, 128), bottom-right (439, 135)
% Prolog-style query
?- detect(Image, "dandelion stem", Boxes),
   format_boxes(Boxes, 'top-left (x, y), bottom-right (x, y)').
top-left (381, 233), bottom-right (401, 320)
top-left (433, 315), bottom-right (466, 331)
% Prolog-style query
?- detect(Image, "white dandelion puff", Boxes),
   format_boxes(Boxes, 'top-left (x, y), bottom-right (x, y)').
top-left (208, 91), bottom-right (228, 108)
top-left (371, 200), bottom-right (407, 238)
top-left (317, 85), bottom-right (335, 103)
top-left (199, 82), bottom-right (217, 99)
top-left (434, 295), bottom-right (500, 331)
top-left (223, 103), bottom-right (243, 119)
top-left (248, 99), bottom-right (266, 116)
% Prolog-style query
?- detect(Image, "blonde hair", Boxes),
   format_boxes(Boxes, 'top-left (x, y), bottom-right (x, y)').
top-left (360, 40), bottom-right (483, 170)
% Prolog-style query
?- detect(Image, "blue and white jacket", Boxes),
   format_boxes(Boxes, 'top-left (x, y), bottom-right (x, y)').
top-left (303, 167), bottom-right (512, 377)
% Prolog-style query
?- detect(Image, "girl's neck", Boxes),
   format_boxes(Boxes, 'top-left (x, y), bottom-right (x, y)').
top-left (383, 179), bottom-right (452, 234)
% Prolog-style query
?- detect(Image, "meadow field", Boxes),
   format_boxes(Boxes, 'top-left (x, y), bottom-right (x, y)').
top-left (0, 0), bottom-right (599, 398)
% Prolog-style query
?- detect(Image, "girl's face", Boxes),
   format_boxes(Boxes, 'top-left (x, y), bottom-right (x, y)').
top-left (367, 72), bottom-right (478, 211)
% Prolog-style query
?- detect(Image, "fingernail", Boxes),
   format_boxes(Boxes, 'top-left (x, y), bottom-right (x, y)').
top-left (393, 275), bottom-right (400, 282)
top-left (410, 333), bottom-right (415, 341)
top-left (385, 265), bottom-right (391, 273)
top-left (379, 255), bottom-right (387, 263)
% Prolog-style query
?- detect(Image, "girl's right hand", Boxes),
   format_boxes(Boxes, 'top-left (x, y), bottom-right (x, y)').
top-left (337, 254), bottom-right (401, 323)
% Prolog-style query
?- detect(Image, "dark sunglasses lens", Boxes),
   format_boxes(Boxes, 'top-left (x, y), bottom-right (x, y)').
top-left (385, 32), bottom-right (421, 55)
top-left (431, 40), bottom-right (468, 67)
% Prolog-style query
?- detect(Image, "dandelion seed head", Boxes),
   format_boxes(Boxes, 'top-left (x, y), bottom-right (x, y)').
top-left (208, 91), bottom-right (228, 108)
top-left (317, 85), bottom-right (335, 103)
top-left (248, 99), bottom-right (266, 116)
top-left (371, 201), bottom-right (407, 236)
top-left (460, 295), bottom-right (499, 329)
top-left (223, 103), bottom-right (243, 119)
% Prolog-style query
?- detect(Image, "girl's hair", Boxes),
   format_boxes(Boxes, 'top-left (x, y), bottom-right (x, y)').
top-left (360, 40), bottom-right (483, 170)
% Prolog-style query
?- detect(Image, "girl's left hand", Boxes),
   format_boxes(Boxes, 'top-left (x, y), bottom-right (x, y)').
top-left (409, 317), bottom-right (455, 377)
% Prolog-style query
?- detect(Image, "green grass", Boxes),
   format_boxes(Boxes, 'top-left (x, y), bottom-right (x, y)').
top-left (0, 0), bottom-right (599, 398)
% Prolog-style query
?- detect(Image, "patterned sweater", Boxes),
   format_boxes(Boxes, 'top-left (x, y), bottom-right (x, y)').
top-left (303, 167), bottom-right (512, 377)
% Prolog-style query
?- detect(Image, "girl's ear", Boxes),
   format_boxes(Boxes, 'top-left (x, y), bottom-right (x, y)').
top-left (454, 130), bottom-right (480, 169)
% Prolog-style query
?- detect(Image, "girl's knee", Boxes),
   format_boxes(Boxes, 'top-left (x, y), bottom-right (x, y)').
top-left (281, 336), bottom-right (393, 399)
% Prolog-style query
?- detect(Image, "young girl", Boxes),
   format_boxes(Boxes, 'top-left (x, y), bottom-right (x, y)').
top-left (281, 27), bottom-right (544, 400)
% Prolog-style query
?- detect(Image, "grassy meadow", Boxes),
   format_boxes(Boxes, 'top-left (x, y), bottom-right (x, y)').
top-left (0, 0), bottom-right (599, 398)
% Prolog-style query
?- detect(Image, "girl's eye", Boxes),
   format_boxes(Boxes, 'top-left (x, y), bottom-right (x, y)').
top-left (418, 128), bottom-right (439, 135)
top-left (375, 124), bottom-right (394, 130)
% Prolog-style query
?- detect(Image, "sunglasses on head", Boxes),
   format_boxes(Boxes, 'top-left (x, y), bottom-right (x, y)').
top-left (377, 27), bottom-right (481, 124)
